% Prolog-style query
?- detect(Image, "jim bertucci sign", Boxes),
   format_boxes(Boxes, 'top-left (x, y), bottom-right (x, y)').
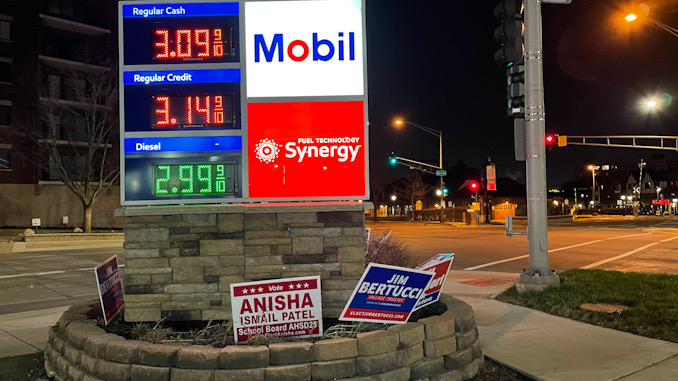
top-left (230, 276), bottom-right (323, 343)
top-left (340, 264), bottom-right (434, 324)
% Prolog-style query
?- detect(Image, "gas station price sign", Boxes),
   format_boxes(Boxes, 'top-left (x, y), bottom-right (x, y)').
top-left (152, 94), bottom-right (235, 128)
top-left (120, 0), bottom-right (369, 205)
top-left (153, 162), bottom-right (236, 197)
top-left (122, 2), bottom-right (239, 65)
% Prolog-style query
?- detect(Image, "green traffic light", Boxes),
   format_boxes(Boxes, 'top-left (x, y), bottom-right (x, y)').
top-left (443, 188), bottom-right (448, 194)
top-left (389, 157), bottom-right (397, 165)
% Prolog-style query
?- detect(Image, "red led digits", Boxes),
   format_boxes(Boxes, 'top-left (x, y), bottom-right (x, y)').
top-left (154, 30), bottom-right (170, 59)
top-left (154, 96), bottom-right (171, 126)
top-left (153, 95), bottom-right (232, 128)
top-left (214, 96), bottom-right (224, 124)
top-left (152, 28), bottom-right (226, 60)
top-left (213, 29), bottom-right (224, 57)
top-left (195, 96), bottom-right (211, 124)
top-left (195, 29), bottom-right (210, 57)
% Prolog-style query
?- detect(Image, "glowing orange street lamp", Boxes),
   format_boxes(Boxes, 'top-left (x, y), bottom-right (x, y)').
top-left (625, 13), bottom-right (637, 22)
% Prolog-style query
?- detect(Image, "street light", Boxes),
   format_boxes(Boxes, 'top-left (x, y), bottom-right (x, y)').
top-left (625, 11), bottom-right (678, 38)
top-left (587, 165), bottom-right (599, 208)
top-left (393, 118), bottom-right (445, 224)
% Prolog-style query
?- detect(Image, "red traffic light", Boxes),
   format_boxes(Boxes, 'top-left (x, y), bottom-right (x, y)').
top-left (545, 134), bottom-right (555, 145)
top-left (470, 182), bottom-right (479, 190)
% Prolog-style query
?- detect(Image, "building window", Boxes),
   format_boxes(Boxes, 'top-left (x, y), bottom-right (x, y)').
top-left (0, 20), bottom-right (9, 41)
top-left (0, 146), bottom-right (10, 170)
top-left (0, 61), bottom-right (12, 83)
top-left (0, 104), bottom-right (10, 125)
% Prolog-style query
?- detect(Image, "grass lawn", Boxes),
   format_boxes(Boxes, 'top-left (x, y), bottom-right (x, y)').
top-left (496, 269), bottom-right (678, 343)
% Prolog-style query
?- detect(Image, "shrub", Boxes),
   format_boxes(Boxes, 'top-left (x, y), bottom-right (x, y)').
top-left (365, 229), bottom-right (413, 268)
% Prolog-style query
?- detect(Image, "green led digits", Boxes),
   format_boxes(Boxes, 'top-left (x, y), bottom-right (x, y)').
top-left (197, 165), bottom-right (212, 193)
top-left (153, 163), bottom-right (235, 197)
top-left (179, 165), bottom-right (194, 194)
top-left (155, 165), bottom-right (170, 194)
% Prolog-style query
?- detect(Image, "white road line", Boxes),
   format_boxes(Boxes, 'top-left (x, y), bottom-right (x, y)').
top-left (0, 264), bottom-right (125, 280)
top-left (604, 232), bottom-right (653, 240)
top-left (464, 239), bottom-right (604, 270)
top-left (581, 235), bottom-right (678, 269)
top-left (463, 232), bottom-right (658, 271)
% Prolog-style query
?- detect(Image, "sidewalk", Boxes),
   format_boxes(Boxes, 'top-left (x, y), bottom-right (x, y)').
top-left (444, 270), bottom-right (678, 381)
top-left (1, 271), bottom-right (678, 380)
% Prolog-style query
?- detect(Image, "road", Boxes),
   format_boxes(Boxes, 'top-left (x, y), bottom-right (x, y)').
top-left (367, 215), bottom-right (678, 274)
top-left (1, 216), bottom-right (677, 315)
top-left (0, 245), bottom-right (123, 315)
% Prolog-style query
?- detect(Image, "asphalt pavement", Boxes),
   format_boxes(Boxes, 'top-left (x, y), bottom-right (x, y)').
top-left (2, 222), bottom-right (678, 380)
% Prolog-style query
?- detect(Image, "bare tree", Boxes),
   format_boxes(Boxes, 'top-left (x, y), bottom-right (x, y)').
top-left (394, 173), bottom-right (435, 221)
top-left (20, 60), bottom-right (119, 233)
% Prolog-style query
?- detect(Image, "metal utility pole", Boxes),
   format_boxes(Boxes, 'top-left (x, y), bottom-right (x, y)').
top-left (516, 0), bottom-right (562, 292)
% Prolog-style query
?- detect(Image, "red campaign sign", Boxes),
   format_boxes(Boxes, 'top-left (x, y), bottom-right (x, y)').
top-left (247, 101), bottom-right (366, 199)
top-left (230, 276), bottom-right (323, 343)
top-left (414, 254), bottom-right (454, 310)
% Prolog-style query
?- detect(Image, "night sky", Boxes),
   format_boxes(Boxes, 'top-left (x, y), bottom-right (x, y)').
top-left (365, 0), bottom-right (678, 188)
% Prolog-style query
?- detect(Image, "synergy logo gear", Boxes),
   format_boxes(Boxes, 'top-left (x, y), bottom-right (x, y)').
top-left (254, 138), bottom-right (281, 163)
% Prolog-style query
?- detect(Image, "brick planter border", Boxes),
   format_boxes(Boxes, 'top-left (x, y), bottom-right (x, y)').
top-left (45, 294), bottom-right (483, 381)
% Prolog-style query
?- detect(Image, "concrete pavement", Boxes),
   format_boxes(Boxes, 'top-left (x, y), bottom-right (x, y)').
top-left (445, 270), bottom-right (678, 381)
top-left (1, 270), bottom-right (677, 380)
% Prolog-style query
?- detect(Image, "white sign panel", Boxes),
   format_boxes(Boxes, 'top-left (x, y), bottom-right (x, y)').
top-left (32, 218), bottom-right (41, 227)
top-left (230, 276), bottom-right (323, 343)
top-left (245, 0), bottom-right (365, 98)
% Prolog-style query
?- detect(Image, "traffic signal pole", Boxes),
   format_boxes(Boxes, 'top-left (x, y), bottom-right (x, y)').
top-left (517, 0), bottom-right (561, 291)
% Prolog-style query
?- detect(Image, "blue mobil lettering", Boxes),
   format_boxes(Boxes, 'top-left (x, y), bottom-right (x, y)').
top-left (132, 73), bottom-right (193, 85)
top-left (254, 32), bottom-right (356, 62)
top-left (357, 273), bottom-right (424, 300)
top-left (130, 6), bottom-right (185, 17)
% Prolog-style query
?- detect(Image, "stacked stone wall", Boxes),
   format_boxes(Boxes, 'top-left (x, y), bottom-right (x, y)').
top-left (45, 295), bottom-right (483, 381)
top-left (117, 202), bottom-right (367, 322)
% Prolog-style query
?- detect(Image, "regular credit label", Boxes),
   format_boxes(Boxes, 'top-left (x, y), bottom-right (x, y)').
top-left (230, 276), bottom-right (323, 343)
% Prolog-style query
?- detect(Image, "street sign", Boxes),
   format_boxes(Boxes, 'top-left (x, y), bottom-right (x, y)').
top-left (119, 0), bottom-right (369, 205)
top-left (436, 170), bottom-right (447, 176)
top-left (557, 135), bottom-right (567, 147)
top-left (230, 276), bottom-right (323, 343)
top-left (31, 218), bottom-right (41, 227)
top-left (339, 263), bottom-right (434, 324)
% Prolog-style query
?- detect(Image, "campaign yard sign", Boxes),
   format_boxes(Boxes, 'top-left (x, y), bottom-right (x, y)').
top-left (230, 276), bottom-right (323, 343)
top-left (413, 254), bottom-right (454, 311)
top-left (95, 255), bottom-right (124, 325)
top-left (339, 264), bottom-right (434, 324)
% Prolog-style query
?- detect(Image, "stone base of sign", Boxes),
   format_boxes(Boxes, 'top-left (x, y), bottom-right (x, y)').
top-left (45, 294), bottom-right (483, 381)
top-left (115, 202), bottom-right (369, 322)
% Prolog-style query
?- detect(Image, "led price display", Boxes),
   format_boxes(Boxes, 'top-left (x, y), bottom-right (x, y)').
top-left (152, 27), bottom-right (233, 62)
top-left (152, 94), bottom-right (235, 128)
top-left (153, 163), bottom-right (236, 196)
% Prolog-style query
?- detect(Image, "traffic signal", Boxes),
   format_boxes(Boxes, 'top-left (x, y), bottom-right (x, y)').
top-left (388, 153), bottom-right (397, 166)
top-left (443, 187), bottom-right (449, 195)
top-left (470, 181), bottom-right (479, 191)
top-left (545, 134), bottom-right (555, 146)
top-left (506, 64), bottom-right (525, 116)
top-left (494, 0), bottom-right (524, 67)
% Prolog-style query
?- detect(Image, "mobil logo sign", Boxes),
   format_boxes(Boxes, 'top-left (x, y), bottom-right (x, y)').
top-left (247, 101), bottom-right (366, 199)
top-left (245, 0), bottom-right (365, 98)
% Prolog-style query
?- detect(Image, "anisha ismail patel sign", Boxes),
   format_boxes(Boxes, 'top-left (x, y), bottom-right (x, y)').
top-left (230, 276), bottom-right (323, 343)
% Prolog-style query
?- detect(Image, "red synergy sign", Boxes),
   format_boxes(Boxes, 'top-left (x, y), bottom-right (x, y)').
top-left (248, 101), bottom-right (366, 198)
